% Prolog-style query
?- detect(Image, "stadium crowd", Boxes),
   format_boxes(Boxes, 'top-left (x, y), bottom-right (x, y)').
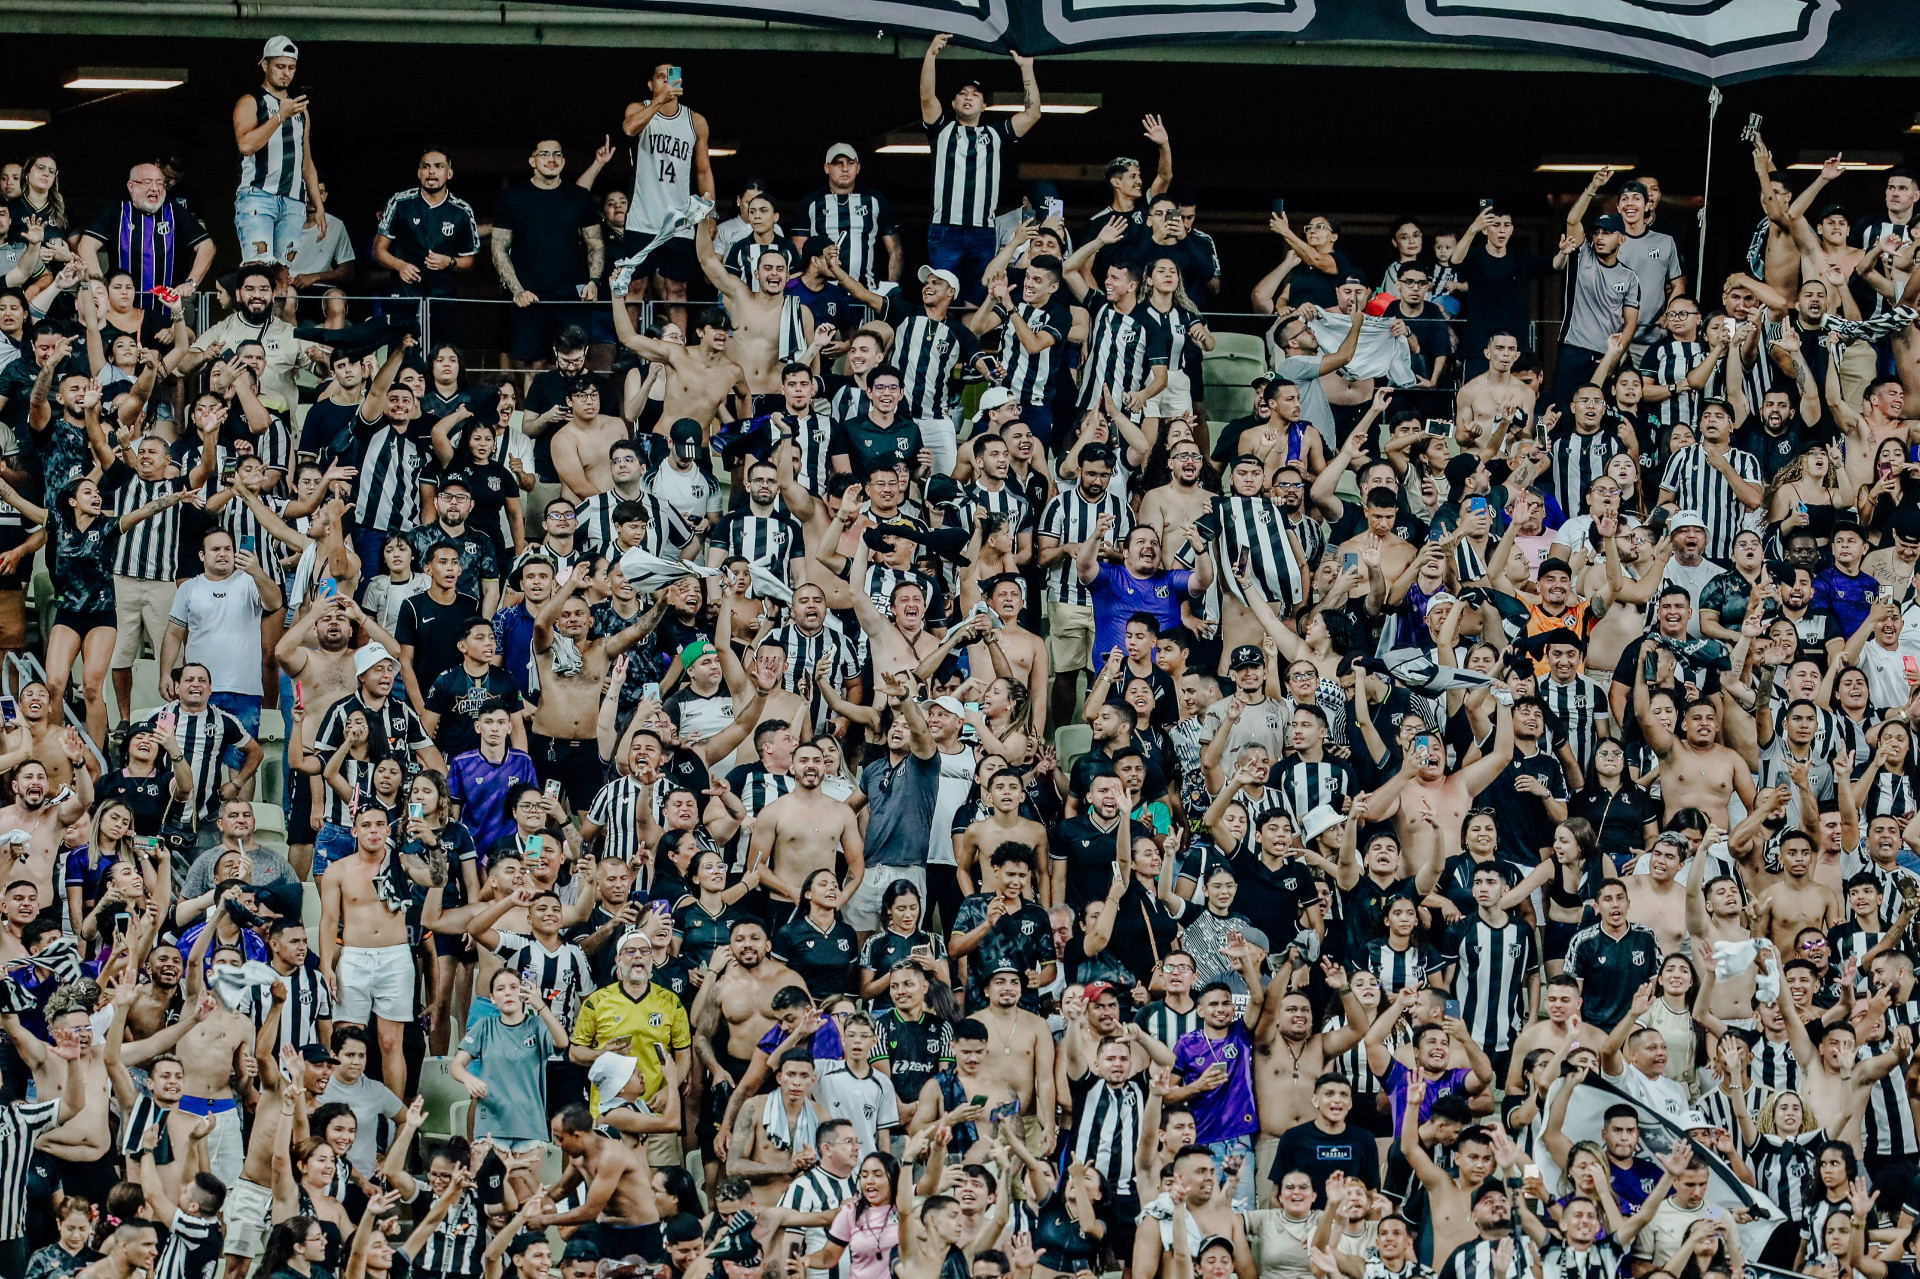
top-left (4, 25), bottom-right (1920, 1279)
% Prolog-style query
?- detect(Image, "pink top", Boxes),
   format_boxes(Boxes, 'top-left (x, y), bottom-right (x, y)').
top-left (827, 1201), bottom-right (901, 1279)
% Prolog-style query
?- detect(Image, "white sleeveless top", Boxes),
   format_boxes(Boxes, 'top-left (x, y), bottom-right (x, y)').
top-left (630, 104), bottom-right (696, 237)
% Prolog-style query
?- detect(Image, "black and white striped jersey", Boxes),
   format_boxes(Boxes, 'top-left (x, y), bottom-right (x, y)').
top-left (1003, 301), bottom-right (1067, 408)
top-left (778, 293), bottom-right (810, 363)
top-left (724, 764), bottom-right (796, 874)
top-left (1540, 675), bottom-right (1609, 779)
top-left (574, 489), bottom-right (636, 556)
top-left (778, 410), bottom-right (836, 497)
top-left (1658, 444), bottom-right (1760, 560)
top-left (779, 1166), bottom-right (859, 1279)
top-left (826, 380), bottom-right (871, 426)
top-left (1076, 293), bottom-right (1168, 412)
top-left (0, 1098), bottom-right (59, 1238)
top-left (1367, 937), bottom-right (1442, 999)
top-left (1038, 486), bottom-right (1132, 606)
top-left (352, 418), bottom-right (427, 535)
top-left (1272, 754), bottom-right (1355, 822)
top-left (1214, 494), bottom-right (1306, 610)
top-left (110, 471), bottom-right (187, 581)
top-left (237, 89), bottom-right (308, 201)
top-left (925, 114), bottom-right (1017, 229)
top-left (1071, 1076), bottom-right (1147, 1201)
top-left (492, 930), bottom-right (595, 1039)
top-left (1134, 999), bottom-right (1202, 1054)
top-left (895, 313), bottom-right (981, 420)
top-left (801, 189), bottom-right (896, 289)
top-left (762, 618), bottom-right (861, 723)
top-left (215, 488), bottom-right (291, 587)
top-left (1748, 1128), bottom-right (1822, 1224)
top-left (1546, 422), bottom-right (1625, 517)
top-left (586, 773), bottom-right (652, 866)
top-left (1750, 1033), bottom-right (1799, 1093)
top-left (1858, 1036), bottom-right (1918, 1156)
top-left (1541, 1240), bottom-right (1623, 1279)
top-left (152, 1207), bottom-right (224, 1279)
top-left (1446, 914), bottom-right (1538, 1052)
top-left (1438, 1234), bottom-right (1539, 1279)
top-left (118, 1094), bottom-right (173, 1161)
top-left (966, 478), bottom-right (1034, 534)
top-left (151, 699), bottom-right (253, 823)
top-left (276, 962), bottom-right (333, 1050)
top-left (711, 510), bottom-right (806, 581)
top-left (409, 1183), bottom-right (486, 1278)
top-left (1639, 337), bottom-right (1708, 428)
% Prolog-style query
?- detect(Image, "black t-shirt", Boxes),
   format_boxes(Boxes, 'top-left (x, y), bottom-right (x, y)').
top-left (1734, 415), bottom-right (1840, 482)
top-left (1457, 243), bottom-right (1555, 354)
top-left (98, 768), bottom-right (171, 835)
top-left (395, 591), bottom-right (483, 693)
top-left (1286, 249), bottom-right (1358, 310)
top-left (299, 398), bottom-right (361, 463)
top-left (423, 665), bottom-right (524, 757)
top-left (949, 894), bottom-right (1056, 1011)
top-left (770, 914), bottom-right (862, 1000)
top-left (1271, 1118), bottom-right (1382, 1200)
top-left (832, 415), bottom-right (924, 479)
top-left (1564, 922), bottom-right (1661, 1030)
top-left (1338, 874), bottom-right (1419, 967)
top-left (445, 460), bottom-right (520, 551)
top-left (1052, 814), bottom-right (1151, 910)
top-left (872, 1008), bottom-right (952, 1103)
top-left (492, 179), bottom-right (597, 295)
top-left (1228, 850), bottom-right (1321, 944)
top-left (1386, 301), bottom-right (1452, 380)
top-left (1607, 635), bottom-right (1724, 748)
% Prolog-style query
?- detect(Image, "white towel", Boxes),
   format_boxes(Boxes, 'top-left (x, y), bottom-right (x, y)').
top-left (617, 546), bottom-right (719, 597)
top-left (208, 960), bottom-right (283, 1011)
top-left (759, 1092), bottom-right (819, 1153)
top-left (1306, 310), bottom-right (1418, 386)
top-left (611, 196), bottom-right (716, 296)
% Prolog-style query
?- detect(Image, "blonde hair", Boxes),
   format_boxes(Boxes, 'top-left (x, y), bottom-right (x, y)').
top-left (1758, 1087), bottom-right (1816, 1136)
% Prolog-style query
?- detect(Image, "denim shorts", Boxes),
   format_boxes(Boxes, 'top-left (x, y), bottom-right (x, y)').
top-left (313, 820), bottom-right (355, 878)
top-left (210, 690), bottom-right (262, 772)
top-left (233, 188), bottom-right (305, 265)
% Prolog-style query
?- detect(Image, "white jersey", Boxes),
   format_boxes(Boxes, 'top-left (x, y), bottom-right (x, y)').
top-left (630, 104), bottom-right (697, 238)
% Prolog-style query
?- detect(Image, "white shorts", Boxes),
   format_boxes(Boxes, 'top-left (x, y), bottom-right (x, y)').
top-left (335, 943), bottom-right (416, 1024)
top-left (915, 416), bottom-right (958, 477)
top-left (1144, 369), bottom-right (1193, 419)
top-left (842, 865), bottom-right (925, 934)
top-left (222, 1176), bottom-right (274, 1258)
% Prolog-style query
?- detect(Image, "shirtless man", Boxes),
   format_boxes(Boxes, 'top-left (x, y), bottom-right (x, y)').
top-left (1752, 831), bottom-right (1841, 951)
top-left (1131, 1143), bottom-right (1256, 1279)
top-left (126, 937), bottom-right (185, 1041)
top-left (173, 921), bottom-right (259, 1188)
top-left (963, 575), bottom-right (1048, 733)
top-left (694, 917), bottom-right (801, 1092)
top-left (912, 1016), bottom-right (1015, 1148)
top-left (714, 587), bottom-right (808, 766)
top-left (1503, 973), bottom-right (1582, 1093)
top-left (276, 596), bottom-right (398, 877)
top-left (748, 738), bottom-right (865, 906)
top-left (1454, 331), bottom-right (1537, 454)
top-left (1396, 699), bottom-right (1516, 867)
top-left (955, 767), bottom-right (1048, 897)
top-left (1399, 1074), bottom-right (1501, 1266)
top-left (1685, 843), bottom-right (1762, 1020)
top-left (727, 1051), bottom-right (832, 1205)
top-left (1779, 993), bottom-right (1911, 1154)
top-left (549, 379), bottom-right (629, 504)
top-left (972, 967), bottom-right (1059, 1153)
top-left (318, 806), bottom-right (414, 1101)
top-left (11, 682), bottom-right (84, 794)
top-left (1632, 666), bottom-right (1756, 829)
top-left (533, 574), bottom-right (656, 812)
top-left (1338, 486), bottom-right (1418, 591)
top-left (1249, 956), bottom-right (1369, 1188)
top-left (694, 214), bottom-right (820, 402)
top-left (539, 1102), bottom-right (665, 1259)
top-left (611, 298), bottom-right (745, 430)
top-left (1138, 430), bottom-right (1214, 551)
top-left (1584, 522), bottom-right (1671, 679)
top-left (27, 994), bottom-right (113, 1168)
top-left (0, 744), bottom-right (94, 915)
top-left (1625, 837), bottom-right (1690, 960)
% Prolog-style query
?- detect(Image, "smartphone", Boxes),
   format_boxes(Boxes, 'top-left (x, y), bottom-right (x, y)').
top-left (240, 535), bottom-right (257, 556)
top-left (524, 833), bottom-right (543, 864)
top-left (1467, 495), bottom-right (1488, 515)
top-left (969, 1094), bottom-right (988, 1107)
top-left (1523, 1163), bottom-right (1540, 1182)
top-left (150, 284), bottom-right (180, 307)
top-left (1905, 656), bottom-right (1917, 681)
top-left (521, 967), bottom-right (537, 984)
top-left (1795, 501), bottom-right (1808, 517)
top-left (292, 680), bottom-right (304, 712)
top-left (1704, 1204), bottom-right (1722, 1221)
top-left (989, 1099), bottom-right (1021, 1123)
top-left (112, 911), bottom-right (130, 935)
top-left (641, 681), bottom-right (660, 702)
top-left (407, 802), bottom-right (423, 820)
top-left (667, 65), bottom-right (683, 89)
top-left (156, 711), bottom-right (176, 737)
top-left (1045, 197), bottom-right (1063, 221)
top-left (1643, 651), bottom-right (1661, 683)
top-left (1427, 527), bottom-right (1444, 544)
top-left (650, 899), bottom-right (672, 916)
top-left (1740, 112), bottom-right (1763, 142)
top-left (1343, 552), bottom-right (1359, 572)
top-left (221, 458), bottom-right (237, 482)
top-left (319, 577), bottom-right (338, 599)
top-left (1424, 419), bottom-right (1451, 437)
top-left (544, 779), bottom-right (562, 800)
top-left (1270, 197), bottom-right (1286, 215)
top-left (1414, 734), bottom-right (1432, 753)
top-left (555, 564), bottom-right (572, 586)
top-left (1444, 998), bottom-right (1461, 1018)
top-left (0, 697), bottom-right (15, 725)
top-left (1478, 197), bottom-right (1494, 210)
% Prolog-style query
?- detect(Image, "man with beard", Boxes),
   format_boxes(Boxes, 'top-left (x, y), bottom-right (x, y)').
top-left (962, 575), bottom-right (1047, 732)
top-left (127, 939), bottom-right (186, 1041)
top-left (1138, 432), bottom-right (1214, 551)
top-left (572, 931), bottom-right (693, 1174)
top-left (74, 160), bottom-right (214, 298)
top-left (695, 213), bottom-right (822, 412)
top-left (693, 918), bottom-right (802, 1095)
top-left (1079, 519), bottom-right (1210, 673)
top-left (1581, 521), bottom-right (1670, 679)
top-left (1657, 400), bottom-right (1763, 562)
top-left (373, 148), bottom-right (480, 331)
top-left (709, 461), bottom-right (806, 590)
top-left (613, 302), bottom-right (746, 433)
top-left (748, 739), bottom-right (865, 911)
top-left (532, 573), bottom-right (663, 811)
top-left (0, 749), bottom-right (95, 917)
top-left (1132, 1142), bottom-right (1256, 1279)
top-left (190, 263), bottom-right (309, 410)
top-left (276, 595), bottom-right (395, 876)
top-left (175, 925), bottom-right (263, 1187)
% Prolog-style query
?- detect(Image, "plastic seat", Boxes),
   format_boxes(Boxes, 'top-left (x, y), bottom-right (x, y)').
top-left (252, 801), bottom-right (286, 835)
top-left (1205, 386), bottom-right (1256, 422)
top-left (1209, 330), bottom-right (1267, 363)
top-left (301, 882), bottom-right (321, 932)
top-left (1053, 723), bottom-right (1092, 773)
top-left (416, 1057), bottom-right (465, 1155)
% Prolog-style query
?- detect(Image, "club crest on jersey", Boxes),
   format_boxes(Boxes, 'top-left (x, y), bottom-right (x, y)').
top-left (1405, 0), bottom-right (1836, 78)
top-left (649, 1012), bottom-right (664, 1027)
top-left (1154, 585), bottom-right (1169, 598)
top-left (442, 222), bottom-right (456, 236)
top-left (1020, 919), bottom-right (1035, 935)
top-left (1631, 950), bottom-right (1646, 964)
top-left (837, 937), bottom-right (850, 951)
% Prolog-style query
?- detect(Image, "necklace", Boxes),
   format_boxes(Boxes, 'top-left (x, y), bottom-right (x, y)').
top-left (1280, 1034), bottom-right (1307, 1079)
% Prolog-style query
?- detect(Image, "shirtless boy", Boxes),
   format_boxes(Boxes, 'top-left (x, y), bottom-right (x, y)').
top-left (1752, 832), bottom-right (1841, 951)
top-left (612, 297), bottom-right (745, 430)
top-left (727, 1051), bottom-right (832, 1205)
top-left (539, 1103), bottom-right (665, 1260)
top-left (971, 967), bottom-right (1059, 1153)
top-left (1453, 331), bottom-right (1536, 452)
top-left (318, 806), bottom-right (414, 1101)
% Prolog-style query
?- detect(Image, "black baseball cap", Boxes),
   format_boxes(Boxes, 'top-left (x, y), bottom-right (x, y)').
top-left (1229, 644), bottom-right (1265, 670)
top-left (669, 418), bottom-right (704, 445)
top-left (300, 1043), bottom-right (338, 1065)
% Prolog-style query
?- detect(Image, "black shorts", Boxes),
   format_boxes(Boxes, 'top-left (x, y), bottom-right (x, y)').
top-left (528, 733), bottom-right (604, 812)
top-left (52, 606), bottom-right (116, 636)
top-left (433, 928), bottom-right (475, 960)
top-left (288, 764), bottom-right (316, 845)
top-left (750, 392), bottom-right (786, 418)
top-left (596, 1221), bottom-right (664, 1263)
top-left (1544, 919), bottom-right (1582, 964)
top-left (0, 522), bottom-right (27, 591)
top-left (619, 231), bottom-right (697, 283)
top-left (507, 295), bottom-right (592, 363)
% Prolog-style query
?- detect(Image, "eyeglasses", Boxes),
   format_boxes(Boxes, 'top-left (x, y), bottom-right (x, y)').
top-left (548, 511), bottom-right (576, 521)
top-left (533, 149), bottom-right (564, 158)
top-left (1274, 481), bottom-right (1305, 490)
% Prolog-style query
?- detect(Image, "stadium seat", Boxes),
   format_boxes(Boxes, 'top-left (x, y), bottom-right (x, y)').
top-left (1205, 386), bottom-right (1256, 423)
top-left (1209, 330), bottom-right (1267, 364)
top-left (416, 1057), bottom-right (465, 1155)
top-left (301, 883), bottom-right (320, 932)
top-left (1053, 723), bottom-right (1092, 771)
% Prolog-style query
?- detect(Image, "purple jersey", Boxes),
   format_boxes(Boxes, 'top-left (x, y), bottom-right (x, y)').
top-left (1384, 1060), bottom-right (1473, 1139)
top-left (1090, 562), bottom-right (1192, 664)
top-left (1173, 1021), bottom-right (1258, 1144)
top-left (446, 747), bottom-right (540, 859)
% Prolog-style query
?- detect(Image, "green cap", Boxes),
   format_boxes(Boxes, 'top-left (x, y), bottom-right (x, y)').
top-left (679, 638), bottom-right (715, 668)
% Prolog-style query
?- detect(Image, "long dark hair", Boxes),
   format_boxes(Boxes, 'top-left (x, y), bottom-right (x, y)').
top-left (255, 1215), bottom-right (321, 1277)
top-left (858, 1151), bottom-right (902, 1212)
top-left (656, 1166), bottom-right (703, 1219)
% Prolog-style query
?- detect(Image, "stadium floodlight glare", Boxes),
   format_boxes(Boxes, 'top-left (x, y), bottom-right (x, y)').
top-left (876, 132), bottom-right (931, 155)
top-left (66, 67), bottom-right (187, 90)
top-left (1788, 151), bottom-right (1898, 171)
top-left (1535, 155), bottom-right (1637, 173)
top-left (0, 110), bottom-right (49, 131)
top-left (988, 92), bottom-right (1101, 114)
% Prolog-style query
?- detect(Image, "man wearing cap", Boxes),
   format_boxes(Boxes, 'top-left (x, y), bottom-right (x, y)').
top-left (1612, 180), bottom-right (1686, 351)
top-left (796, 144), bottom-right (901, 291)
top-left (1554, 168), bottom-right (1643, 403)
top-left (895, 265), bottom-right (991, 476)
top-left (918, 34), bottom-right (1042, 306)
top-left (232, 36), bottom-right (323, 268)
top-left (642, 422), bottom-right (726, 547)
top-left (1656, 400), bottom-right (1762, 562)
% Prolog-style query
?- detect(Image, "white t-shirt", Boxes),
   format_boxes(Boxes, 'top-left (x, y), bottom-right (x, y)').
top-left (290, 216), bottom-right (356, 280)
top-left (812, 1063), bottom-right (900, 1158)
top-left (927, 744), bottom-right (975, 869)
top-left (1660, 557), bottom-right (1721, 638)
top-left (168, 571), bottom-right (267, 696)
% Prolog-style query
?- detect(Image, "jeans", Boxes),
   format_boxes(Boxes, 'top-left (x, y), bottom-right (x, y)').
top-left (313, 820), bottom-right (355, 878)
top-left (1208, 1135), bottom-right (1257, 1211)
top-left (926, 224), bottom-right (998, 307)
top-left (1552, 343), bottom-right (1604, 408)
top-left (352, 530), bottom-right (395, 600)
top-left (210, 690), bottom-right (262, 771)
top-left (233, 188), bottom-right (306, 265)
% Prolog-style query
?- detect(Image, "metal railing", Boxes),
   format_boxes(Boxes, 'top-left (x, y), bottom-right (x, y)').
top-left (0, 650), bottom-right (110, 776)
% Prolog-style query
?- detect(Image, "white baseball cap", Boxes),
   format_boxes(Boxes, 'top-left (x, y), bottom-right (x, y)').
top-left (588, 1053), bottom-right (639, 1112)
top-left (918, 265), bottom-right (962, 295)
top-left (353, 642), bottom-right (398, 677)
top-left (979, 387), bottom-right (1015, 412)
top-left (824, 143), bottom-right (859, 165)
top-left (1670, 509), bottom-right (1708, 532)
top-left (262, 35), bottom-right (299, 60)
top-left (930, 696), bottom-right (967, 717)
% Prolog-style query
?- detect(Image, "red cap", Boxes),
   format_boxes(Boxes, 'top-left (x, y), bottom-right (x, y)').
top-left (1081, 981), bottom-right (1118, 1005)
top-left (1364, 291), bottom-right (1395, 317)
